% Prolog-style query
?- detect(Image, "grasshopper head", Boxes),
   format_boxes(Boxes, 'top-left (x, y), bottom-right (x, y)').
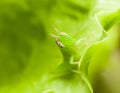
top-left (50, 26), bottom-right (75, 49)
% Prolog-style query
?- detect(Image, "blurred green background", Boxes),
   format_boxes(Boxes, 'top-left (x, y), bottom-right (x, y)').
top-left (0, 0), bottom-right (119, 93)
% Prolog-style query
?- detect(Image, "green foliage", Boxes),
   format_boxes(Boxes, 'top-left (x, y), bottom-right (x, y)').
top-left (0, 0), bottom-right (119, 93)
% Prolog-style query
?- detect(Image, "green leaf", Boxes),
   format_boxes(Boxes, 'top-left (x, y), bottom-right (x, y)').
top-left (42, 71), bottom-right (92, 93)
top-left (79, 8), bottom-right (120, 76)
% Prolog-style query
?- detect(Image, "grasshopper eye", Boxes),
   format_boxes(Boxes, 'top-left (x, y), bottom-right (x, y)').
top-left (56, 40), bottom-right (65, 48)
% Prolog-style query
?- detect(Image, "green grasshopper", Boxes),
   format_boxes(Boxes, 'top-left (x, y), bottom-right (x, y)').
top-left (51, 25), bottom-right (80, 66)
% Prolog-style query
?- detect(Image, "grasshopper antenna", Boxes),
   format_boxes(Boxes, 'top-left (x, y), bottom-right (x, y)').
top-left (49, 33), bottom-right (58, 39)
top-left (52, 25), bottom-right (60, 34)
